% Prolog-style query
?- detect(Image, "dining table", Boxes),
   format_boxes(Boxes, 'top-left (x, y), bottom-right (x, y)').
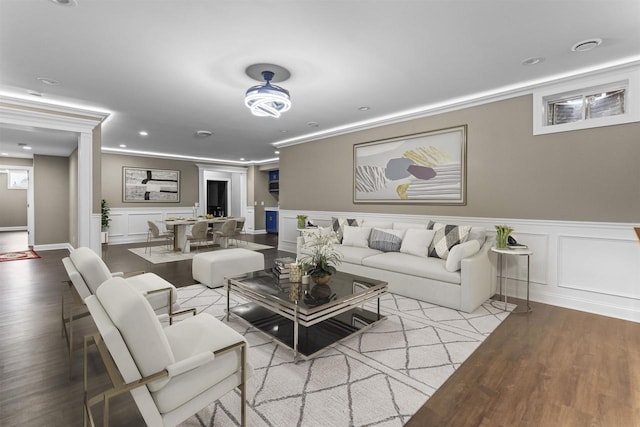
top-left (163, 217), bottom-right (233, 252)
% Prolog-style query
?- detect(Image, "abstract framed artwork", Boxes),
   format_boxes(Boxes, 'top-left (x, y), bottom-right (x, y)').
top-left (123, 167), bottom-right (180, 202)
top-left (353, 125), bottom-right (467, 204)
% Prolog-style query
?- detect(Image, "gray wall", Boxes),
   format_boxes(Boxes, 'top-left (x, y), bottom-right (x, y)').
top-left (0, 171), bottom-right (27, 227)
top-left (101, 154), bottom-right (200, 208)
top-left (253, 169), bottom-right (278, 229)
top-left (69, 149), bottom-right (78, 247)
top-left (0, 158), bottom-right (32, 227)
top-left (280, 95), bottom-right (640, 223)
top-left (33, 155), bottom-right (69, 245)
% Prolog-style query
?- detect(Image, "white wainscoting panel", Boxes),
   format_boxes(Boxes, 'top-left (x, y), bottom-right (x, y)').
top-left (107, 207), bottom-right (192, 245)
top-left (278, 209), bottom-right (640, 322)
top-left (558, 235), bottom-right (640, 300)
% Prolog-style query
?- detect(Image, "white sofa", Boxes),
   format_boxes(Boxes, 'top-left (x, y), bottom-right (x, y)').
top-left (297, 219), bottom-right (495, 313)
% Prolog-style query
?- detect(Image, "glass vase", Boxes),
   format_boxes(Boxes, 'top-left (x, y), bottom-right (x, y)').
top-left (496, 232), bottom-right (509, 249)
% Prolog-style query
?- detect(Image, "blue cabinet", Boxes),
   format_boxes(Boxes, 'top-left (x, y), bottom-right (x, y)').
top-left (266, 210), bottom-right (278, 233)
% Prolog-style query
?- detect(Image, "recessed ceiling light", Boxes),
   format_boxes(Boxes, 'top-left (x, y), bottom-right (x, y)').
top-left (37, 77), bottom-right (60, 86)
top-left (195, 130), bottom-right (213, 137)
top-left (280, 130), bottom-right (289, 133)
top-left (240, 157), bottom-right (245, 161)
top-left (307, 121), bottom-right (319, 127)
top-left (274, 150), bottom-right (280, 154)
top-left (49, 0), bottom-right (77, 6)
top-left (139, 131), bottom-right (149, 137)
top-left (27, 90), bottom-right (43, 96)
top-left (22, 146), bottom-right (32, 150)
top-left (1, 153), bottom-right (8, 156)
top-left (571, 38), bottom-right (602, 52)
top-left (521, 57), bottom-right (545, 66)
top-left (119, 144), bottom-right (127, 148)
top-left (358, 106), bottom-right (371, 111)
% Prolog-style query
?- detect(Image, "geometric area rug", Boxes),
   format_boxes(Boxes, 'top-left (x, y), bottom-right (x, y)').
top-left (174, 285), bottom-right (514, 427)
top-left (0, 249), bottom-right (40, 262)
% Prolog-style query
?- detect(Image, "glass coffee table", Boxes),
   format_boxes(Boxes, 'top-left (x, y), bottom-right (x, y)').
top-left (225, 270), bottom-right (388, 361)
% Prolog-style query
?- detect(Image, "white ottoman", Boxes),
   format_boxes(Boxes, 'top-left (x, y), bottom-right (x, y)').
top-left (192, 248), bottom-right (265, 288)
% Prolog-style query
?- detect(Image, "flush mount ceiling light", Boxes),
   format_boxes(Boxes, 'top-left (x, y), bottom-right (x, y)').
top-left (138, 130), bottom-right (148, 136)
top-left (245, 64), bottom-right (291, 118)
top-left (521, 57), bottom-right (545, 66)
top-left (49, 0), bottom-right (78, 6)
top-left (37, 77), bottom-right (60, 85)
top-left (572, 38), bottom-right (602, 52)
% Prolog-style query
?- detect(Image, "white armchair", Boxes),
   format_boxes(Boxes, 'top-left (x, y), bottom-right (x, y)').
top-left (84, 277), bottom-right (250, 426)
top-left (61, 247), bottom-right (187, 378)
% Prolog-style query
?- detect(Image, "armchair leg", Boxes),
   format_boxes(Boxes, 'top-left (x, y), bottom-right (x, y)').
top-left (241, 343), bottom-right (247, 427)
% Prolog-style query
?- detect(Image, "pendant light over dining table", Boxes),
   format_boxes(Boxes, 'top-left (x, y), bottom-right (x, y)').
top-left (245, 64), bottom-right (291, 118)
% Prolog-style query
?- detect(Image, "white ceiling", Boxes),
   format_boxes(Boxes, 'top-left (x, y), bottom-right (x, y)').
top-left (1, 0), bottom-right (639, 163)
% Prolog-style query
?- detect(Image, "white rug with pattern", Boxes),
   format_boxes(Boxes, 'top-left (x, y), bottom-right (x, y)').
top-left (175, 285), bottom-right (513, 427)
top-left (128, 241), bottom-right (273, 264)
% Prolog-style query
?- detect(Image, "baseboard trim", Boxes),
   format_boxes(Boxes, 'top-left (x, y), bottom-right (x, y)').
top-left (33, 243), bottom-right (73, 252)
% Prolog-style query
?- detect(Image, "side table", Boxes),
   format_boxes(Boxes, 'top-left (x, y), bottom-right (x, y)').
top-left (490, 246), bottom-right (533, 313)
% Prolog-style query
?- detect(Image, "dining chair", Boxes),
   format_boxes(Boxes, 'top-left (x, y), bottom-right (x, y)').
top-left (182, 221), bottom-right (209, 253)
top-left (213, 219), bottom-right (237, 249)
top-left (232, 217), bottom-right (247, 246)
top-left (146, 220), bottom-right (174, 253)
top-left (84, 277), bottom-right (250, 427)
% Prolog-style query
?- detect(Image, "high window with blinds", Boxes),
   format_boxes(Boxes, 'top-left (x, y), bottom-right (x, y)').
top-left (546, 87), bottom-right (626, 126)
top-left (532, 68), bottom-right (640, 135)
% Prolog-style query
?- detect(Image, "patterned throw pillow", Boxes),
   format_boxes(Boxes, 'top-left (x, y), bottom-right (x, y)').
top-left (369, 228), bottom-right (405, 252)
top-left (331, 217), bottom-right (360, 243)
top-left (428, 223), bottom-right (472, 260)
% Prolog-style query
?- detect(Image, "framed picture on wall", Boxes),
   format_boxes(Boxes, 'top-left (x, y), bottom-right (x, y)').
top-left (123, 167), bottom-right (180, 202)
top-left (353, 125), bottom-right (467, 204)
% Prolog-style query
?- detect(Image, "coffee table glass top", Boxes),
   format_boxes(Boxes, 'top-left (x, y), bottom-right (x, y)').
top-left (228, 269), bottom-right (386, 312)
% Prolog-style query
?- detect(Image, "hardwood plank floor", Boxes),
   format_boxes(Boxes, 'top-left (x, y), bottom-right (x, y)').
top-left (1, 231), bottom-right (638, 426)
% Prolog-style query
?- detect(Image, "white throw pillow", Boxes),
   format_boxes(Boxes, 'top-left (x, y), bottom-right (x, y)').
top-left (445, 240), bottom-right (481, 272)
top-left (341, 226), bottom-right (372, 248)
top-left (400, 229), bottom-right (436, 257)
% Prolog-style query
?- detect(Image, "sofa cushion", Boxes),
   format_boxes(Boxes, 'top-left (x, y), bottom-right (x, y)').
top-left (445, 240), bottom-right (481, 272)
top-left (342, 225), bottom-right (371, 248)
top-left (361, 220), bottom-right (393, 229)
top-left (428, 223), bottom-right (472, 260)
top-left (400, 229), bottom-right (436, 257)
top-left (392, 222), bottom-right (429, 231)
top-left (369, 228), bottom-right (405, 252)
top-left (362, 252), bottom-right (461, 284)
top-left (331, 217), bottom-right (360, 243)
top-left (334, 244), bottom-right (382, 265)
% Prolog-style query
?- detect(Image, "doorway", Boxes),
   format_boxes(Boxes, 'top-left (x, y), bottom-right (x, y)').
top-left (207, 180), bottom-right (228, 217)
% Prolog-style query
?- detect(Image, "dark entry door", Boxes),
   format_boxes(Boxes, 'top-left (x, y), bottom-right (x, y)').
top-left (207, 180), bottom-right (227, 217)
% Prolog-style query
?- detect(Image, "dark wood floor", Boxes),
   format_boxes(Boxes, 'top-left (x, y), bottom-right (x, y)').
top-left (1, 231), bottom-right (638, 426)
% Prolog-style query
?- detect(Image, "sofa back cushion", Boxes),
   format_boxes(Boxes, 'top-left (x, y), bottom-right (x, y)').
top-left (428, 223), bottom-right (472, 260)
top-left (369, 228), bottom-right (405, 252)
top-left (400, 229), bottom-right (436, 257)
top-left (342, 225), bottom-right (371, 248)
top-left (392, 222), bottom-right (429, 231)
top-left (361, 220), bottom-right (393, 230)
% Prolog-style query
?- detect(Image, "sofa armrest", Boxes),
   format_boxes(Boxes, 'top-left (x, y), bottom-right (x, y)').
top-left (459, 237), bottom-right (495, 313)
